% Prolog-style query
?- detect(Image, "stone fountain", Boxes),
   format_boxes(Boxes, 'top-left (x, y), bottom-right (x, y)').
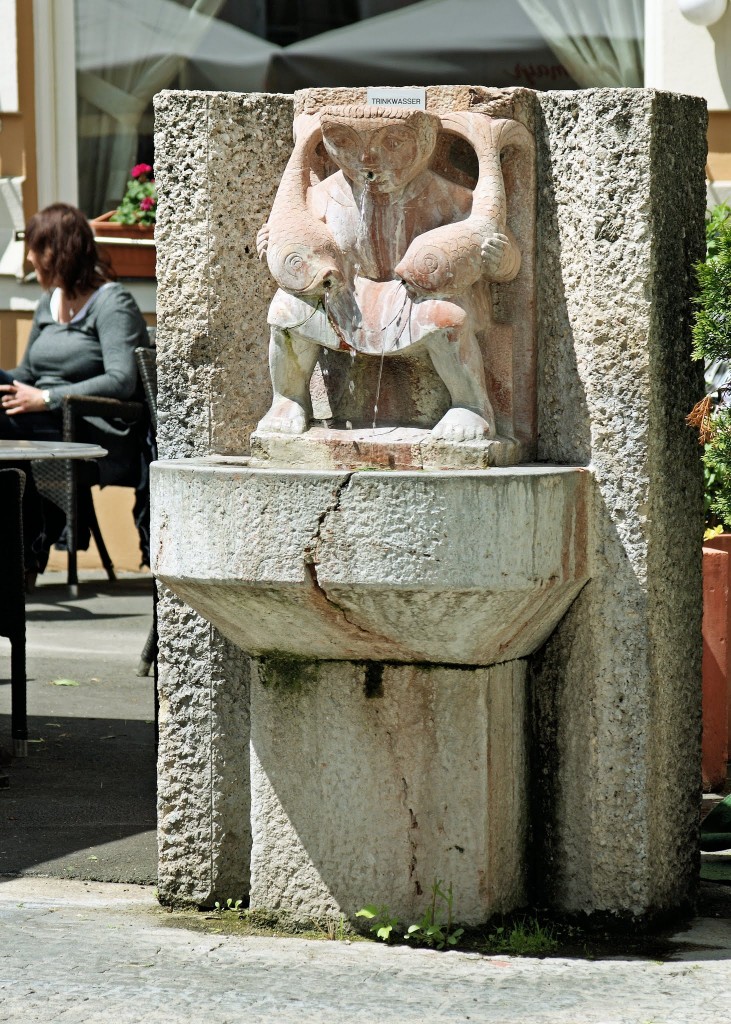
top-left (151, 86), bottom-right (706, 925)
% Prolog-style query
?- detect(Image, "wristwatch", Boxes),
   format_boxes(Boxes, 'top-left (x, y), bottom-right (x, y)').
top-left (41, 389), bottom-right (51, 407)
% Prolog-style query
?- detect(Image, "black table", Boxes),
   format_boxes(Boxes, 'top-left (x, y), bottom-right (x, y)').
top-left (0, 440), bottom-right (106, 787)
top-left (0, 439), bottom-right (107, 462)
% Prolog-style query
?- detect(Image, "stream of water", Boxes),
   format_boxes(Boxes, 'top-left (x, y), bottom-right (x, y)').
top-left (323, 174), bottom-right (416, 433)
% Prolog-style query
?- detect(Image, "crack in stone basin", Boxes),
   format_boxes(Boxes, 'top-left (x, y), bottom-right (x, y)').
top-left (151, 459), bottom-right (592, 665)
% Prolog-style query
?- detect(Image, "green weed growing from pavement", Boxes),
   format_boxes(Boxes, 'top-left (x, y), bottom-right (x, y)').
top-left (355, 903), bottom-right (400, 942)
top-left (209, 899), bottom-right (350, 942)
top-left (483, 917), bottom-right (558, 956)
top-left (325, 914), bottom-right (348, 941)
top-left (357, 879), bottom-right (464, 950)
top-left (213, 897), bottom-right (244, 916)
top-left (356, 884), bottom-right (561, 956)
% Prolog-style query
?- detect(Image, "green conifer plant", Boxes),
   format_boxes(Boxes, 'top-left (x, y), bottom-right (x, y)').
top-left (688, 203), bottom-right (731, 534)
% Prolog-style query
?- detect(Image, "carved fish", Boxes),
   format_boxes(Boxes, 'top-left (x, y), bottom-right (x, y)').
top-left (395, 115), bottom-right (531, 298)
top-left (266, 114), bottom-right (343, 296)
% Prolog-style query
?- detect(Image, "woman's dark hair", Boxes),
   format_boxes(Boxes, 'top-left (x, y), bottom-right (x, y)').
top-left (25, 203), bottom-right (116, 296)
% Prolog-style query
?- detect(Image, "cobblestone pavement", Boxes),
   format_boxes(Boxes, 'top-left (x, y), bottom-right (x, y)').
top-left (1, 878), bottom-right (730, 1024)
top-left (2, 575), bottom-right (731, 1022)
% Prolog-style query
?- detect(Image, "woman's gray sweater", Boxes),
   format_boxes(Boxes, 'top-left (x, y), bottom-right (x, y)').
top-left (12, 282), bottom-right (148, 411)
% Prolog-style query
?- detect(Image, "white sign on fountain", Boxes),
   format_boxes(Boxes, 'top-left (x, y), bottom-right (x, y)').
top-left (366, 87), bottom-right (426, 109)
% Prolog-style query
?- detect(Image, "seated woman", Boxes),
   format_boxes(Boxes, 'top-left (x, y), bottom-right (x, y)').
top-left (0, 203), bottom-right (150, 574)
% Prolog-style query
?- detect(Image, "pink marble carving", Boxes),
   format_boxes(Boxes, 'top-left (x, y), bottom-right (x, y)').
top-left (257, 103), bottom-right (533, 443)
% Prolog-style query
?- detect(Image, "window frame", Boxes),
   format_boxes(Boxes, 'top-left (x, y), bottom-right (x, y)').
top-left (33, 0), bottom-right (78, 208)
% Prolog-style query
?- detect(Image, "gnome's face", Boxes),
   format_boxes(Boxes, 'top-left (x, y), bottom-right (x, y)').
top-left (321, 110), bottom-right (437, 194)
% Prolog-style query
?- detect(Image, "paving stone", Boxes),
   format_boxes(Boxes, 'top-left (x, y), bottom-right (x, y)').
top-left (1, 878), bottom-right (730, 1024)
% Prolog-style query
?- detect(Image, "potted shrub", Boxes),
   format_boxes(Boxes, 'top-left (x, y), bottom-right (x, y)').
top-left (688, 203), bottom-right (731, 791)
top-left (90, 163), bottom-right (157, 278)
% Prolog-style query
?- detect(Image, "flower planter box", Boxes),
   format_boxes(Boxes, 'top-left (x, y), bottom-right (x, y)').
top-left (89, 211), bottom-right (156, 279)
top-left (702, 535), bottom-right (731, 791)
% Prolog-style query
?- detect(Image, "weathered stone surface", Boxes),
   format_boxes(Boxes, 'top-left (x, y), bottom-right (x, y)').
top-left (529, 89), bottom-right (706, 915)
top-left (249, 659), bottom-right (528, 924)
top-left (152, 461), bottom-right (591, 666)
top-left (154, 90), bottom-right (294, 458)
top-left (153, 90), bottom-right (290, 905)
top-left (152, 86), bottom-right (706, 922)
top-left (251, 425), bottom-right (524, 469)
top-left (156, 586), bottom-right (251, 906)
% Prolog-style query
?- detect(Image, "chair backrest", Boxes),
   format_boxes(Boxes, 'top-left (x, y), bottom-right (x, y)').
top-left (135, 345), bottom-right (158, 430)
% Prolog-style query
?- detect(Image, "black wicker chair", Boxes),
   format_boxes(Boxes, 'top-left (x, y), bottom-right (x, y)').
top-left (31, 344), bottom-right (158, 679)
top-left (32, 332), bottom-right (156, 595)
top-left (32, 393), bottom-right (148, 594)
top-left (0, 467), bottom-right (27, 786)
top-left (136, 344), bottom-right (157, 435)
top-left (133, 345), bottom-right (158, 678)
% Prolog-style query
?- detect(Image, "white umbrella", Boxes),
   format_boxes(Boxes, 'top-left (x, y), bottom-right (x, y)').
top-left (75, 0), bottom-right (276, 211)
top-left (77, 0), bottom-right (276, 91)
top-left (263, 0), bottom-right (577, 91)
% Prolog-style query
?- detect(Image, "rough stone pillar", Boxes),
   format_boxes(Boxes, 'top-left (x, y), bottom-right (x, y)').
top-left (156, 591), bottom-right (250, 904)
top-left (529, 89), bottom-right (706, 915)
top-left (153, 91), bottom-right (294, 904)
top-left (249, 660), bottom-right (528, 925)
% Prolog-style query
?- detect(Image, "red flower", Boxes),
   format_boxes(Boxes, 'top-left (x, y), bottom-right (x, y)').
top-left (139, 196), bottom-right (156, 212)
top-left (131, 163), bottom-right (153, 180)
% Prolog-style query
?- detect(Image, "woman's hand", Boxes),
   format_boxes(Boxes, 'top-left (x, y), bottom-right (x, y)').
top-left (0, 381), bottom-right (48, 414)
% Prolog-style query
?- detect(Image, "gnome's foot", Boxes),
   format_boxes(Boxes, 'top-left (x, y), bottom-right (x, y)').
top-left (257, 397), bottom-right (309, 435)
top-left (431, 408), bottom-right (495, 442)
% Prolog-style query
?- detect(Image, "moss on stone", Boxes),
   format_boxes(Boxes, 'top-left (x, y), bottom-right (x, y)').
top-left (257, 656), bottom-right (320, 692)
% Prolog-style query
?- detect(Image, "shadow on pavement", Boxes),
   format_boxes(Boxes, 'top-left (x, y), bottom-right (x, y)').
top-left (0, 572), bottom-right (158, 884)
top-left (0, 713), bottom-right (156, 883)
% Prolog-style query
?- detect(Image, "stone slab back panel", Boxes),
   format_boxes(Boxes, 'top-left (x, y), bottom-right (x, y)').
top-left (154, 90), bottom-right (294, 458)
top-left (249, 659), bottom-right (528, 925)
top-left (530, 89), bottom-right (706, 914)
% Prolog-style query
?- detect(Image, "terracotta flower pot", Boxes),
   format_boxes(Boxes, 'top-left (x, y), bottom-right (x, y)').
top-left (89, 211), bottom-right (156, 279)
top-left (702, 534), bottom-right (731, 791)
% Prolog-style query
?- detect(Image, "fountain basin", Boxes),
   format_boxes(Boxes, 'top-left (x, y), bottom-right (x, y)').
top-left (152, 459), bottom-right (592, 665)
